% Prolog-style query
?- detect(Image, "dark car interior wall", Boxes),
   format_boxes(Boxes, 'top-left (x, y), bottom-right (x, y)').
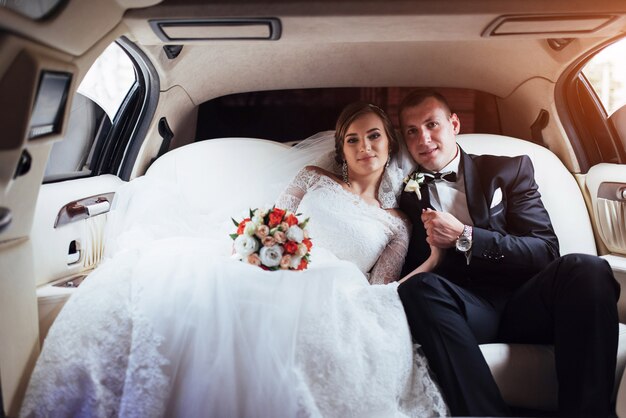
top-left (196, 87), bottom-right (502, 143)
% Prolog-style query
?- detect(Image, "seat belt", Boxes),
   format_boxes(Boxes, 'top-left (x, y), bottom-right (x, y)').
top-left (530, 109), bottom-right (549, 148)
top-left (148, 117), bottom-right (175, 168)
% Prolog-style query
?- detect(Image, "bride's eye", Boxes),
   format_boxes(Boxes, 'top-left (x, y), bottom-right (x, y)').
top-left (368, 132), bottom-right (381, 140)
top-left (346, 137), bottom-right (359, 144)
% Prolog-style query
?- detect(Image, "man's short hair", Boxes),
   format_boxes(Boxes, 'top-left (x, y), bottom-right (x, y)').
top-left (398, 89), bottom-right (453, 121)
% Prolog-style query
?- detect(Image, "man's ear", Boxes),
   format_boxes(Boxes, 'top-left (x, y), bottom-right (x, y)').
top-left (450, 113), bottom-right (461, 134)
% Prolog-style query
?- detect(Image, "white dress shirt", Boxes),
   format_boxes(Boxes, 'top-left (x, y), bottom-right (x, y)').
top-left (427, 146), bottom-right (474, 227)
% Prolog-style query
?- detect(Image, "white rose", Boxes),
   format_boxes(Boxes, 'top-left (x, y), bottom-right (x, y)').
top-left (259, 245), bottom-right (284, 267)
top-left (234, 235), bottom-right (259, 257)
top-left (404, 179), bottom-right (422, 200)
top-left (289, 256), bottom-right (302, 269)
top-left (286, 225), bottom-right (304, 243)
top-left (244, 221), bottom-right (257, 236)
top-left (251, 214), bottom-right (264, 226)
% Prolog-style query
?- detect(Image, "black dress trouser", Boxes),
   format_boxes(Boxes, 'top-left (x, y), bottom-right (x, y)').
top-left (398, 253), bottom-right (620, 417)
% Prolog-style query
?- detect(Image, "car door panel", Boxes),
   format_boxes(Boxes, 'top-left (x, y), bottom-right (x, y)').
top-left (586, 163), bottom-right (626, 320)
top-left (30, 174), bottom-right (123, 342)
top-left (31, 174), bottom-right (122, 287)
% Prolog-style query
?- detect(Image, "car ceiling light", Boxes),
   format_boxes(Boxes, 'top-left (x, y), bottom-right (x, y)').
top-left (482, 14), bottom-right (618, 37)
top-left (150, 18), bottom-right (282, 42)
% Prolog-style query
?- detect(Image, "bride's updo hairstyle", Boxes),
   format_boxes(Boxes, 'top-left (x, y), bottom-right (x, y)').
top-left (334, 102), bottom-right (399, 165)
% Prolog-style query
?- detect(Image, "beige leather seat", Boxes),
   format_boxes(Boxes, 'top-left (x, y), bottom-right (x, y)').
top-left (457, 134), bottom-right (626, 411)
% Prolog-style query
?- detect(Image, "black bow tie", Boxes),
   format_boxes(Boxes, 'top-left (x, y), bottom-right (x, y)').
top-left (422, 171), bottom-right (457, 184)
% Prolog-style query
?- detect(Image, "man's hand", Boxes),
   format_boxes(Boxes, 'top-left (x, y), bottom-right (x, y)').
top-left (421, 208), bottom-right (464, 248)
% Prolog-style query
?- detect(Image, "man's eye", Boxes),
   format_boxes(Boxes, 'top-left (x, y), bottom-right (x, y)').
top-left (427, 122), bottom-right (438, 129)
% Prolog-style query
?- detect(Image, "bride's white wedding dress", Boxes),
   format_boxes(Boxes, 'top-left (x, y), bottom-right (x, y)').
top-left (21, 168), bottom-right (447, 418)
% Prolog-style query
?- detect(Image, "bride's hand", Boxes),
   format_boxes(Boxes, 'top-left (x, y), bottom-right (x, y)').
top-left (427, 245), bottom-right (444, 269)
top-left (397, 245), bottom-right (445, 284)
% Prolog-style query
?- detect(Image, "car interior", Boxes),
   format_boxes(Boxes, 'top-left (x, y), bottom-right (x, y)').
top-left (1, 0), bottom-right (626, 416)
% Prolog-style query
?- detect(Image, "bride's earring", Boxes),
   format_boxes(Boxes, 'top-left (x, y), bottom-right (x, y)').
top-left (342, 161), bottom-right (350, 185)
top-left (385, 155), bottom-right (390, 168)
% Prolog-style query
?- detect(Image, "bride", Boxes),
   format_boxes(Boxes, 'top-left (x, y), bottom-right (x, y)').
top-left (21, 102), bottom-right (447, 417)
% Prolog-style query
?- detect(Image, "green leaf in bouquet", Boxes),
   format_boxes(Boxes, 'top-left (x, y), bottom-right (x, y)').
top-left (229, 233), bottom-right (239, 240)
top-left (231, 218), bottom-right (240, 227)
top-left (299, 217), bottom-right (310, 229)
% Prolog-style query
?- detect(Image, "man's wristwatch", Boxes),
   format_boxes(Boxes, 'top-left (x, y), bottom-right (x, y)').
top-left (456, 225), bottom-right (473, 265)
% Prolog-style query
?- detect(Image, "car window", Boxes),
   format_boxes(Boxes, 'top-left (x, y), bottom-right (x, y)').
top-left (43, 42), bottom-right (136, 182)
top-left (77, 43), bottom-right (135, 121)
top-left (582, 37), bottom-right (626, 117)
top-left (197, 87), bottom-right (501, 143)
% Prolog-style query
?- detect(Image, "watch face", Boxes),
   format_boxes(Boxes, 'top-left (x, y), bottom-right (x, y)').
top-left (456, 236), bottom-right (472, 252)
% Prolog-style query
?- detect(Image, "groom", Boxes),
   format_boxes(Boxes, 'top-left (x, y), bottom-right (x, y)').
top-left (397, 88), bottom-right (620, 417)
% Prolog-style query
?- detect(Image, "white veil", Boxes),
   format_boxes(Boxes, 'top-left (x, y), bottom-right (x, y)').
top-left (268, 130), bottom-right (409, 209)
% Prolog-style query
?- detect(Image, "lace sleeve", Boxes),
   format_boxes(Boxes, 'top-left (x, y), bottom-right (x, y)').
top-left (275, 166), bottom-right (319, 212)
top-left (369, 217), bottom-right (410, 285)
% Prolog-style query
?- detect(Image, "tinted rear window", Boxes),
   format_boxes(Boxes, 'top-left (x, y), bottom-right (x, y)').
top-left (197, 87), bottom-right (501, 143)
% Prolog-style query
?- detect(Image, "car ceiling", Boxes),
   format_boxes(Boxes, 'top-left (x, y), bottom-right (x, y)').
top-left (2, 0), bottom-right (626, 102)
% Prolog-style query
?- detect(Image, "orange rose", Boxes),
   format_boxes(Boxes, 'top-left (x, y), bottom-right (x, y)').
top-left (285, 214), bottom-right (298, 226)
top-left (297, 258), bottom-right (308, 271)
top-left (269, 208), bottom-right (286, 227)
top-left (284, 241), bottom-right (298, 254)
top-left (237, 218), bottom-right (251, 235)
top-left (302, 238), bottom-right (313, 251)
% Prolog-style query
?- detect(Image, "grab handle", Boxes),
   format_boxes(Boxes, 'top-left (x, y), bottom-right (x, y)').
top-left (55, 192), bottom-right (115, 228)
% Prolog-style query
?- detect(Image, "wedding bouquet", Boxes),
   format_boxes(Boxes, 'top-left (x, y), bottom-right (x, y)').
top-left (230, 207), bottom-right (313, 271)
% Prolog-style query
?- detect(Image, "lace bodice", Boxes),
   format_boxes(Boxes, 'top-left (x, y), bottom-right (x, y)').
top-left (276, 167), bottom-right (409, 284)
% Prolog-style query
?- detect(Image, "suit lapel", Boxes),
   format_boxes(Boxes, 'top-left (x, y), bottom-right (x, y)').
top-left (406, 167), bottom-right (434, 212)
top-left (460, 148), bottom-right (489, 228)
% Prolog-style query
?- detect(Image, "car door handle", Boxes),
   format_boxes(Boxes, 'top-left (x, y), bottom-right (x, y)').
top-left (54, 192), bottom-right (115, 228)
top-left (598, 183), bottom-right (626, 202)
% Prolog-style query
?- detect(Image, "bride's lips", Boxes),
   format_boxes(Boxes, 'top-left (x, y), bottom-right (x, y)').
top-left (358, 155), bottom-right (376, 161)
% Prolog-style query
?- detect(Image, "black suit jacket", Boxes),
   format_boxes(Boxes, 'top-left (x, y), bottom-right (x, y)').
top-left (400, 147), bottom-right (560, 290)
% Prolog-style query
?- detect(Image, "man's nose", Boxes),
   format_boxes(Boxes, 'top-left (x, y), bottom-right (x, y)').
top-left (416, 130), bottom-right (430, 145)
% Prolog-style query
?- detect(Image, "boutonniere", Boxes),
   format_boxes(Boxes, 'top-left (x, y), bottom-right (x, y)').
top-left (403, 172), bottom-right (426, 200)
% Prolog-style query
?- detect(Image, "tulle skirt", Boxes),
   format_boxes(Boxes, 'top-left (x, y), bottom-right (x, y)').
top-left (22, 236), bottom-right (447, 417)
